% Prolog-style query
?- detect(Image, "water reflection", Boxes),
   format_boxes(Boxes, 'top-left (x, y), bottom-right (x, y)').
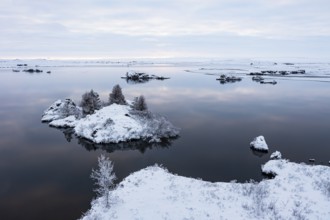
top-left (78, 138), bottom-right (174, 154)
top-left (1, 65), bottom-right (330, 220)
top-left (250, 149), bottom-right (268, 158)
top-left (52, 127), bottom-right (176, 154)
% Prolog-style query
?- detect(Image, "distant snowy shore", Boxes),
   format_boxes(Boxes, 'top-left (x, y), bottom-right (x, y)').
top-left (42, 87), bottom-right (179, 143)
top-left (81, 156), bottom-right (330, 220)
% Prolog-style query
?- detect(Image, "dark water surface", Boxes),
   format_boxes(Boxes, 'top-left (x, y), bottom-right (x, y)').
top-left (0, 65), bottom-right (330, 219)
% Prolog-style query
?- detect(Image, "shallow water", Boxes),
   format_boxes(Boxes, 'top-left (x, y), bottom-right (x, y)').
top-left (0, 63), bottom-right (330, 219)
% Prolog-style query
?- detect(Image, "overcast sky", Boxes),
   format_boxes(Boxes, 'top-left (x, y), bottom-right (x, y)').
top-left (1, 0), bottom-right (330, 59)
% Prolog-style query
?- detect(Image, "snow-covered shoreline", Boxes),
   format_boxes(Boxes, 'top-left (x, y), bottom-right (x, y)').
top-left (81, 158), bottom-right (330, 220)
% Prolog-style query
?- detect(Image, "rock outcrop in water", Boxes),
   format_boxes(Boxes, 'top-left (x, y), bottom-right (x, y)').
top-left (249, 69), bottom-right (305, 76)
top-left (250, 135), bottom-right (269, 152)
top-left (122, 70), bottom-right (170, 84)
top-left (42, 89), bottom-right (180, 143)
top-left (23, 69), bottom-right (43, 73)
top-left (216, 74), bottom-right (242, 84)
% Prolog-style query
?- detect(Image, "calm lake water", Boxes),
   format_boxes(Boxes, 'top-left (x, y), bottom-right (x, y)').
top-left (0, 63), bottom-right (330, 219)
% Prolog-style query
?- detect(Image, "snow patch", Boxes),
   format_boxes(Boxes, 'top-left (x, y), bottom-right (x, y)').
top-left (250, 135), bottom-right (269, 152)
top-left (81, 160), bottom-right (330, 220)
top-left (270, 151), bottom-right (282, 160)
top-left (41, 99), bottom-right (81, 122)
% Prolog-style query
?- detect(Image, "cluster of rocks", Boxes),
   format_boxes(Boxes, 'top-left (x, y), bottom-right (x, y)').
top-left (17, 64), bottom-right (28, 67)
top-left (122, 71), bottom-right (169, 83)
top-left (252, 76), bottom-right (277, 85)
top-left (249, 69), bottom-right (305, 76)
top-left (216, 74), bottom-right (242, 84)
top-left (21, 69), bottom-right (51, 74)
top-left (23, 69), bottom-right (43, 73)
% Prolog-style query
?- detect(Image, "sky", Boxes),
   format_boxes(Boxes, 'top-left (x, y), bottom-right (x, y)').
top-left (1, 0), bottom-right (330, 59)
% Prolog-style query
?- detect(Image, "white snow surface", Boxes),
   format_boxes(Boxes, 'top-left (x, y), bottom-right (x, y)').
top-left (49, 115), bottom-right (78, 128)
top-left (250, 135), bottom-right (269, 151)
top-left (81, 160), bottom-right (330, 220)
top-left (42, 100), bottom-right (179, 143)
top-left (41, 100), bottom-right (65, 122)
top-left (74, 104), bottom-right (144, 143)
top-left (270, 151), bottom-right (282, 160)
top-left (41, 99), bottom-right (81, 122)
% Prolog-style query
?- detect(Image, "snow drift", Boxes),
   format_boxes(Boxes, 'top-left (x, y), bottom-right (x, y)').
top-left (81, 159), bottom-right (330, 220)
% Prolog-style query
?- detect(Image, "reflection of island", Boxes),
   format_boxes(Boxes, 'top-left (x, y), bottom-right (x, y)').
top-left (122, 70), bottom-right (169, 84)
top-left (250, 148), bottom-right (268, 158)
top-left (78, 135), bottom-right (176, 154)
top-left (54, 126), bottom-right (177, 154)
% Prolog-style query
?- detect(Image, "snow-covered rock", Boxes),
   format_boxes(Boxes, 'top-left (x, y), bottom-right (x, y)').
top-left (41, 99), bottom-right (81, 122)
top-left (74, 104), bottom-right (143, 143)
top-left (42, 101), bottom-right (179, 143)
top-left (270, 151), bottom-right (282, 160)
top-left (250, 135), bottom-right (269, 152)
top-left (81, 159), bottom-right (330, 220)
top-left (49, 115), bottom-right (78, 128)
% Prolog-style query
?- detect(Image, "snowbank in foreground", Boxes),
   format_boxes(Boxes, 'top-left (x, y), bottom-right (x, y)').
top-left (81, 160), bottom-right (330, 220)
top-left (42, 100), bottom-right (179, 143)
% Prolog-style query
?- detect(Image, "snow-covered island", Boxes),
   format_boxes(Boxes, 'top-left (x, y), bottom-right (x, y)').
top-left (81, 154), bottom-right (330, 220)
top-left (42, 85), bottom-right (180, 143)
top-left (122, 70), bottom-right (170, 84)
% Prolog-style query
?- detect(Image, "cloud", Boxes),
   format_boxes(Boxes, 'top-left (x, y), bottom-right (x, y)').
top-left (0, 0), bottom-right (330, 58)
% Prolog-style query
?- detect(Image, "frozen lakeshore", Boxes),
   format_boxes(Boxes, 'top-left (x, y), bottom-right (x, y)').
top-left (82, 158), bottom-right (330, 220)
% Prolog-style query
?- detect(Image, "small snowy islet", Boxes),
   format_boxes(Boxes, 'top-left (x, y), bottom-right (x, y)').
top-left (250, 135), bottom-right (269, 152)
top-left (42, 99), bottom-right (180, 143)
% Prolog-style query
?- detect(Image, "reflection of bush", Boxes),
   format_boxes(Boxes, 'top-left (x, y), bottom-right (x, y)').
top-left (54, 127), bottom-right (76, 142)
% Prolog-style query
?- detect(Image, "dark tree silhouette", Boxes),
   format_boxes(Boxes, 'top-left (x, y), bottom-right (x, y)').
top-left (133, 95), bottom-right (148, 111)
top-left (80, 90), bottom-right (102, 115)
top-left (109, 84), bottom-right (126, 105)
